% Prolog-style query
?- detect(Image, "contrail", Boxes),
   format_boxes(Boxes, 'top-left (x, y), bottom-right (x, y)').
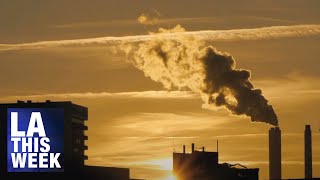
top-left (1, 24), bottom-right (320, 51)
top-left (0, 91), bottom-right (197, 100)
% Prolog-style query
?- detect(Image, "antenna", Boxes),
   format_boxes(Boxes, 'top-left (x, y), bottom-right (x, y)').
top-left (217, 140), bottom-right (219, 164)
top-left (172, 136), bottom-right (175, 152)
top-left (217, 140), bottom-right (219, 153)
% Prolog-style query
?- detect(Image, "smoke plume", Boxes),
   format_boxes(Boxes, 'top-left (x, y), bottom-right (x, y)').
top-left (122, 25), bottom-right (278, 126)
top-left (137, 10), bottom-right (161, 25)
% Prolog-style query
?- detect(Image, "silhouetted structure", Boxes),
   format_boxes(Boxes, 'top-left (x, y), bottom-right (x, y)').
top-left (173, 143), bottom-right (259, 180)
top-left (269, 126), bottom-right (282, 180)
top-left (70, 102), bottom-right (89, 168)
top-left (0, 100), bottom-right (132, 180)
top-left (284, 178), bottom-right (320, 180)
top-left (269, 125), bottom-right (320, 180)
top-left (305, 125), bottom-right (312, 179)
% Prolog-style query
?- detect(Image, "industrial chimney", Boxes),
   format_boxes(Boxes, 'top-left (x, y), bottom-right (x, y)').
top-left (269, 126), bottom-right (282, 180)
top-left (305, 125), bottom-right (312, 179)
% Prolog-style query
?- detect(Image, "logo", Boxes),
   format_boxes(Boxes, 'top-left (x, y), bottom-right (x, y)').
top-left (7, 108), bottom-right (64, 172)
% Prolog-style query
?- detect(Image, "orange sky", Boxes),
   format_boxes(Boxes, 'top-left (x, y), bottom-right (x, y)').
top-left (1, 1), bottom-right (320, 179)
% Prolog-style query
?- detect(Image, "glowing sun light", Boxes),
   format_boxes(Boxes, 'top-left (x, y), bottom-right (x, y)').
top-left (163, 174), bottom-right (177, 180)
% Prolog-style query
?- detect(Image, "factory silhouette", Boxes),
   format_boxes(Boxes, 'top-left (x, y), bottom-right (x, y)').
top-left (0, 100), bottom-right (319, 180)
top-left (173, 142), bottom-right (259, 180)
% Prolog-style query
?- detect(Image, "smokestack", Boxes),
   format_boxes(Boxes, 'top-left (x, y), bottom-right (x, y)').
top-left (183, 145), bottom-right (186, 154)
top-left (191, 143), bottom-right (195, 153)
top-left (305, 125), bottom-right (312, 179)
top-left (269, 126), bottom-right (281, 180)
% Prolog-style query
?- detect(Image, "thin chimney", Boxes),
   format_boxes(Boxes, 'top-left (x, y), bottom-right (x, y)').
top-left (191, 143), bottom-right (195, 153)
top-left (183, 145), bottom-right (186, 154)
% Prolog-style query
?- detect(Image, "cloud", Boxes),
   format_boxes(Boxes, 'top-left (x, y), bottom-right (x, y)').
top-left (292, 90), bottom-right (320, 95)
top-left (225, 161), bottom-right (320, 166)
top-left (0, 90), bottom-right (197, 101)
top-left (215, 133), bottom-right (267, 139)
top-left (127, 158), bottom-right (173, 171)
top-left (1, 24), bottom-right (320, 51)
top-left (214, 133), bottom-right (320, 139)
top-left (254, 75), bottom-right (320, 100)
top-left (110, 112), bottom-right (232, 135)
top-left (52, 19), bottom-right (136, 29)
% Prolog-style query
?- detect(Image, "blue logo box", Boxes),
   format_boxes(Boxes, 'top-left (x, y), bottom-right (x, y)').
top-left (7, 108), bottom-right (64, 172)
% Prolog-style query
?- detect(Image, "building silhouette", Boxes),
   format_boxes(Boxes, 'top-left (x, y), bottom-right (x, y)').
top-left (173, 143), bottom-right (259, 180)
top-left (0, 100), bottom-right (134, 180)
top-left (269, 126), bottom-right (282, 180)
top-left (305, 125), bottom-right (312, 179)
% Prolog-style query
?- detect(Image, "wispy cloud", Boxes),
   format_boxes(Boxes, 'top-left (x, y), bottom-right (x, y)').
top-left (52, 17), bottom-right (217, 29)
top-left (214, 133), bottom-right (320, 139)
top-left (292, 90), bottom-right (320, 95)
top-left (127, 158), bottom-right (173, 171)
top-left (253, 75), bottom-right (320, 101)
top-left (1, 24), bottom-right (320, 51)
top-left (52, 19), bottom-right (136, 29)
top-left (52, 15), bottom-right (293, 29)
top-left (110, 112), bottom-right (232, 135)
top-left (225, 161), bottom-right (320, 166)
top-left (0, 90), bottom-right (197, 101)
top-left (215, 133), bottom-right (267, 139)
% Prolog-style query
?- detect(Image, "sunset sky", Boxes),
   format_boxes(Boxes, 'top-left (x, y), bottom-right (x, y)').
top-left (1, 0), bottom-right (320, 179)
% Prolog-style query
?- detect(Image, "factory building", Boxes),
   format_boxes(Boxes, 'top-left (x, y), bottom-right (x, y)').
top-left (173, 143), bottom-right (259, 180)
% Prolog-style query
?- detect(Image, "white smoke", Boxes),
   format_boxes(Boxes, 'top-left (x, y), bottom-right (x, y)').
top-left (121, 25), bottom-right (278, 126)
top-left (137, 10), bottom-right (161, 25)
